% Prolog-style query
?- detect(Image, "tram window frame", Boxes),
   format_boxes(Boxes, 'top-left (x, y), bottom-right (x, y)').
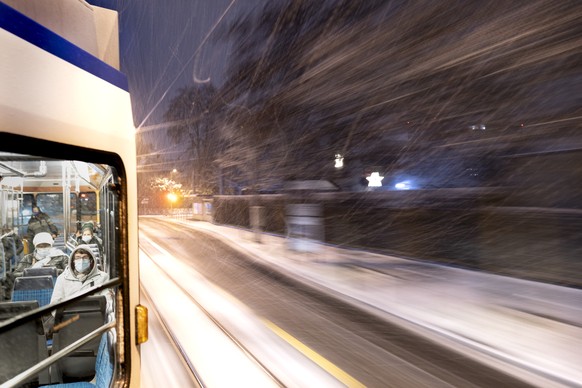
top-left (0, 133), bottom-right (130, 386)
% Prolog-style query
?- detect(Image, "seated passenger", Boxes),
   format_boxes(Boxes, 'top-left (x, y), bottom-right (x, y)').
top-left (13, 232), bottom-right (68, 278)
top-left (50, 245), bottom-right (110, 306)
top-left (1, 225), bottom-right (24, 268)
top-left (75, 222), bottom-right (103, 259)
top-left (1, 225), bottom-right (24, 300)
top-left (26, 205), bottom-right (59, 252)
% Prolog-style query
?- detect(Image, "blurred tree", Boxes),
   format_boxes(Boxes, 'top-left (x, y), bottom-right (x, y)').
top-left (136, 136), bottom-right (165, 205)
top-left (150, 177), bottom-right (183, 194)
top-left (146, 177), bottom-right (187, 208)
top-left (215, 0), bottom-right (581, 191)
top-left (164, 84), bottom-right (224, 194)
top-left (215, 0), bottom-right (387, 191)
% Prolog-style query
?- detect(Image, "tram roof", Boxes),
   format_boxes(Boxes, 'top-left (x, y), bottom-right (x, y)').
top-left (0, 152), bottom-right (105, 190)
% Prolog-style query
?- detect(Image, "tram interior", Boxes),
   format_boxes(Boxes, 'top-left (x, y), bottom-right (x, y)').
top-left (0, 151), bottom-right (117, 386)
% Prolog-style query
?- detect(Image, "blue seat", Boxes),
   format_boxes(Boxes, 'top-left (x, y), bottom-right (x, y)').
top-left (84, 243), bottom-right (102, 270)
top-left (53, 235), bottom-right (67, 251)
top-left (40, 333), bottom-right (113, 388)
top-left (0, 300), bottom-right (50, 385)
top-left (24, 266), bottom-right (60, 285)
top-left (12, 275), bottom-right (54, 307)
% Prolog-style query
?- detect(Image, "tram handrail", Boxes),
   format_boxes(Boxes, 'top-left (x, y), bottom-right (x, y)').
top-left (0, 278), bottom-right (120, 333)
top-left (0, 321), bottom-right (116, 388)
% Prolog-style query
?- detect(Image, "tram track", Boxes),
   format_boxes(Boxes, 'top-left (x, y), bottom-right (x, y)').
top-left (140, 217), bottom-right (538, 387)
top-left (139, 233), bottom-right (286, 388)
top-left (139, 282), bottom-right (204, 387)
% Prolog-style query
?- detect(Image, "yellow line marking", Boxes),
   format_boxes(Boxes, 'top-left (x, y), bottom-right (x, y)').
top-left (264, 319), bottom-right (366, 388)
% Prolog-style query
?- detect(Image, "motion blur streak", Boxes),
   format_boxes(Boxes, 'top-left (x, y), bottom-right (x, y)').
top-left (140, 284), bottom-right (203, 388)
top-left (138, 217), bottom-right (551, 387)
top-left (138, 226), bottom-right (346, 387)
top-left (263, 320), bottom-right (365, 388)
top-left (139, 244), bottom-right (280, 387)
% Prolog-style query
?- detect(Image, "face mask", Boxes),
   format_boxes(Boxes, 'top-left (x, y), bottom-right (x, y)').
top-left (75, 258), bottom-right (91, 273)
top-left (82, 235), bottom-right (92, 243)
top-left (36, 247), bottom-right (51, 259)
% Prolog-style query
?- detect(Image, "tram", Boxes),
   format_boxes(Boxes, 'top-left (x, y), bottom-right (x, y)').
top-left (0, 1), bottom-right (147, 387)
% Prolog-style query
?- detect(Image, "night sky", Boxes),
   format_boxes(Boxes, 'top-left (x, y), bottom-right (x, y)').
top-left (89, 0), bottom-right (262, 129)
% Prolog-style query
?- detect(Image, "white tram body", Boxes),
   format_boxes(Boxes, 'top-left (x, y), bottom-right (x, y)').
top-left (0, 1), bottom-right (145, 386)
top-left (0, 0), bottom-right (134, 162)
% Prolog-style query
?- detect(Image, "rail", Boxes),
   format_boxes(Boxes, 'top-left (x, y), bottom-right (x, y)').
top-left (0, 321), bottom-right (116, 388)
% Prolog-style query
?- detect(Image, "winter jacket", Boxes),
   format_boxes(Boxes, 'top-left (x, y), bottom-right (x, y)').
top-left (1, 233), bottom-right (25, 300)
top-left (13, 248), bottom-right (68, 278)
top-left (51, 244), bottom-right (109, 305)
top-left (1, 232), bottom-right (24, 271)
top-left (26, 212), bottom-right (58, 241)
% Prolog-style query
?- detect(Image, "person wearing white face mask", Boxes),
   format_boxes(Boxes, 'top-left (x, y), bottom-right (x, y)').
top-left (12, 232), bottom-right (68, 278)
top-left (50, 245), bottom-right (110, 306)
top-left (74, 222), bottom-right (103, 260)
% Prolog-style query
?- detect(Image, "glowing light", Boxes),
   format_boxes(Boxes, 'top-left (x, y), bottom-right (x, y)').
top-left (366, 172), bottom-right (384, 187)
top-left (395, 180), bottom-right (412, 190)
top-left (167, 193), bottom-right (178, 203)
top-left (334, 154), bottom-right (344, 168)
top-left (469, 124), bottom-right (486, 131)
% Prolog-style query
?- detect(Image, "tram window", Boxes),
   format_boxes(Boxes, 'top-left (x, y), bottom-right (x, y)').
top-left (36, 193), bottom-right (63, 214)
top-left (79, 192), bottom-right (97, 215)
top-left (36, 193), bottom-right (65, 232)
top-left (18, 192), bottom-right (99, 237)
top-left (18, 194), bottom-right (35, 233)
top-left (0, 149), bottom-right (124, 386)
top-left (22, 194), bottom-right (34, 213)
top-left (77, 192), bottom-right (98, 230)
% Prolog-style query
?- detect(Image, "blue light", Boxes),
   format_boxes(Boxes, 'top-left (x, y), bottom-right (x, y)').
top-left (395, 180), bottom-right (412, 190)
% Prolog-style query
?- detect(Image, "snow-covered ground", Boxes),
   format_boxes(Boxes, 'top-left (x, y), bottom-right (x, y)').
top-left (173, 218), bottom-right (582, 388)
